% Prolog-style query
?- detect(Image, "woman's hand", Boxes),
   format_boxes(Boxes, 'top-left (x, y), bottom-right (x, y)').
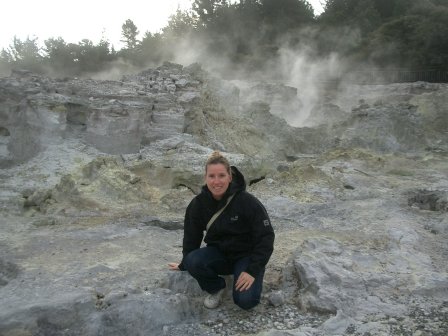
top-left (168, 263), bottom-right (180, 270)
top-left (235, 271), bottom-right (255, 292)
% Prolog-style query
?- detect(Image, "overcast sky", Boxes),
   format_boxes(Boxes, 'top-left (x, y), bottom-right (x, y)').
top-left (1, 0), bottom-right (324, 51)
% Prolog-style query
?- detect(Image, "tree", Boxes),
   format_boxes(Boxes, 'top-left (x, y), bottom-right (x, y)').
top-left (0, 49), bottom-right (13, 75)
top-left (192, 0), bottom-right (229, 27)
top-left (121, 19), bottom-right (140, 49)
top-left (360, 6), bottom-right (448, 69)
top-left (352, 0), bottom-right (382, 35)
top-left (260, 0), bottom-right (315, 25)
top-left (319, 0), bottom-right (437, 34)
top-left (163, 8), bottom-right (197, 38)
top-left (128, 32), bottom-right (169, 67)
top-left (44, 37), bottom-right (79, 75)
top-left (233, 0), bottom-right (263, 49)
top-left (256, 0), bottom-right (315, 45)
top-left (0, 48), bottom-right (13, 63)
top-left (70, 39), bottom-right (114, 74)
top-left (1, 36), bottom-right (44, 72)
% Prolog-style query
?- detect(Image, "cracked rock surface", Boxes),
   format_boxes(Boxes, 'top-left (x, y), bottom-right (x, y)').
top-left (0, 63), bottom-right (447, 335)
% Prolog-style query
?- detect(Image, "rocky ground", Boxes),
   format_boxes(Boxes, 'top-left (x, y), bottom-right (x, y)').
top-left (0, 63), bottom-right (447, 335)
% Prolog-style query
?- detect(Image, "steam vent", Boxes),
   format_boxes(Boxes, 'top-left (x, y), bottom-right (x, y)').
top-left (1, 63), bottom-right (447, 335)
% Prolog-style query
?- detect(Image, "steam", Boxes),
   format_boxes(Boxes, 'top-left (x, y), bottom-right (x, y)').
top-left (0, 62), bottom-right (12, 77)
top-left (157, 23), bottom-right (354, 129)
top-left (170, 35), bottom-right (211, 69)
top-left (0, 8), bottom-right (373, 132)
top-left (278, 47), bottom-right (343, 126)
top-left (88, 58), bottom-right (148, 81)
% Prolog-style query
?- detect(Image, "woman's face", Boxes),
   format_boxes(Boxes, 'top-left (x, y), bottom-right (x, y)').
top-left (205, 163), bottom-right (232, 200)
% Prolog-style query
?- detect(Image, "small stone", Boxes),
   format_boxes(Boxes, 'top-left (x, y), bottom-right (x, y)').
top-left (268, 290), bottom-right (285, 307)
top-left (285, 321), bottom-right (294, 328)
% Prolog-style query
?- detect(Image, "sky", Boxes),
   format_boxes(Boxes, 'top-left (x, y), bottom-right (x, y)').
top-left (0, 0), bottom-right (324, 51)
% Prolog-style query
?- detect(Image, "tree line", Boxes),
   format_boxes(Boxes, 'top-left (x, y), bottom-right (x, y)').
top-left (1, 0), bottom-right (447, 77)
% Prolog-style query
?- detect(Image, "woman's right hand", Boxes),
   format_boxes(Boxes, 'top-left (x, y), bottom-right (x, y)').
top-left (168, 263), bottom-right (180, 271)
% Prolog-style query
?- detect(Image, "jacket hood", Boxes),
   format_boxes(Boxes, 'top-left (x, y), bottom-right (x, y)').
top-left (228, 165), bottom-right (246, 194)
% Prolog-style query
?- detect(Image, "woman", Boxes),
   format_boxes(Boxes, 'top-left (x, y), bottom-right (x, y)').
top-left (168, 151), bottom-right (275, 310)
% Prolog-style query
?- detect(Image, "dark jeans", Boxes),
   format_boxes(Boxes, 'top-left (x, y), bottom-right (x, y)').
top-left (183, 246), bottom-right (265, 310)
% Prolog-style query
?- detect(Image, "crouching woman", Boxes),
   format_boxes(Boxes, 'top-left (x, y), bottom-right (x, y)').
top-left (168, 151), bottom-right (275, 310)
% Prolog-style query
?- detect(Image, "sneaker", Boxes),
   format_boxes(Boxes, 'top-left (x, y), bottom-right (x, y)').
top-left (204, 288), bottom-right (225, 309)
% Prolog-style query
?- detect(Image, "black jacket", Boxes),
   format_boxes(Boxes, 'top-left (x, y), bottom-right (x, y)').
top-left (178, 166), bottom-right (275, 277)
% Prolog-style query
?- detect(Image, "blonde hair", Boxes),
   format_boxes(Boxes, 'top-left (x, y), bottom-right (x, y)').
top-left (205, 150), bottom-right (231, 174)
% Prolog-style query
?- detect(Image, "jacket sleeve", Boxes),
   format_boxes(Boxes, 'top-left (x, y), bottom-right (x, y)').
top-left (178, 198), bottom-right (204, 271)
top-left (245, 195), bottom-right (275, 277)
